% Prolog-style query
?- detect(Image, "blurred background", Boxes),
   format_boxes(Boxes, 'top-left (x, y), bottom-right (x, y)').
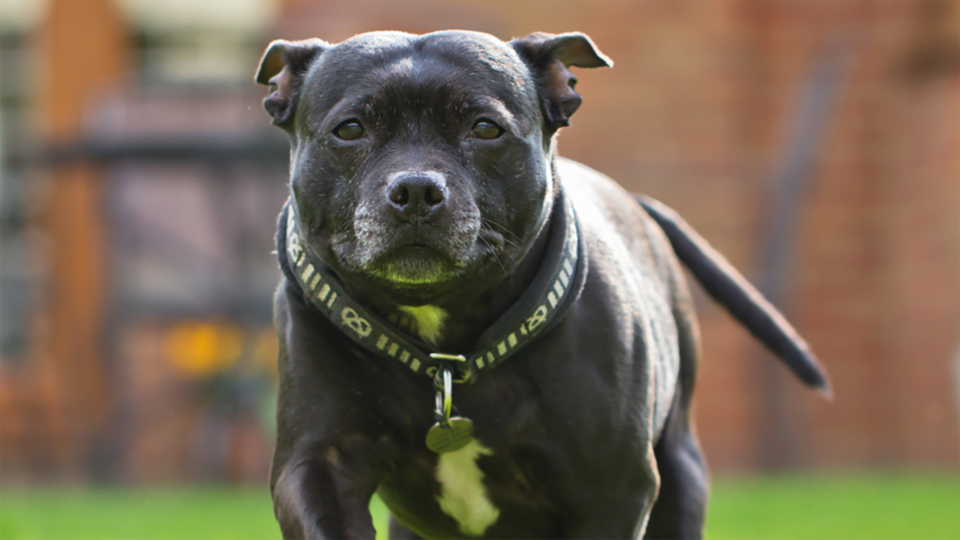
top-left (0, 1), bottom-right (957, 538)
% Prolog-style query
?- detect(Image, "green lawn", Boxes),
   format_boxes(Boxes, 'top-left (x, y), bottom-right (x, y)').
top-left (1, 475), bottom-right (956, 539)
top-left (705, 474), bottom-right (959, 540)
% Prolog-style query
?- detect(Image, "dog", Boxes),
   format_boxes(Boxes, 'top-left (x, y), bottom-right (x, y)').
top-left (256, 30), bottom-right (830, 539)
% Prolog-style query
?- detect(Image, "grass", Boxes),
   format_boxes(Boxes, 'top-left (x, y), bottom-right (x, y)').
top-left (0, 474), bottom-right (956, 539)
top-left (705, 474), bottom-right (959, 540)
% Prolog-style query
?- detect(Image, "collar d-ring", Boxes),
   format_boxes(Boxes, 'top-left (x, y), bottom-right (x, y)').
top-left (433, 364), bottom-right (453, 426)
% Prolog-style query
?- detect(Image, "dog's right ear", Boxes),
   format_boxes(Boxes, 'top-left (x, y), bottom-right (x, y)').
top-left (255, 38), bottom-right (328, 127)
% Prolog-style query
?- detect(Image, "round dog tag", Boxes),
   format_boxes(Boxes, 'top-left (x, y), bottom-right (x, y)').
top-left (425, 417), bottom-right (474, 453)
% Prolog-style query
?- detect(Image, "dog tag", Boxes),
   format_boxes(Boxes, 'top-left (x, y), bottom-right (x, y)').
top-left (426, 417), bottom-right (474, 453)
top-left (425, 363), bottom-right (475, 453)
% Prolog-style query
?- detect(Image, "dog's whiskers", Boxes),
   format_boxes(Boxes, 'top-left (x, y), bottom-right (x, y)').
top-left (481, 218), bottom-right (521, 243)
top-left (478, 235), bottom-right (507, 275)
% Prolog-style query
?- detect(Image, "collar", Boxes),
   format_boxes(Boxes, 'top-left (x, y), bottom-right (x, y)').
top-left (278, 187), bottom-right (587, 384)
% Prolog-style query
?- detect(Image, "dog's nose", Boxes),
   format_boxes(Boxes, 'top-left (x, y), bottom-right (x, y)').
top-left (386, 173), bottom-right (446, 218)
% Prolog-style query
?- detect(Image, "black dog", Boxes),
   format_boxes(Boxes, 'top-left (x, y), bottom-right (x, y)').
top-left (256, 30), bottom-right (829, 539)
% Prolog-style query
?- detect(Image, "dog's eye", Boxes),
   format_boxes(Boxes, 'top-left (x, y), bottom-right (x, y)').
top-left (470, 120), bottom-right (504, 140)
top-left (333, 120), bottom-right (365, 141)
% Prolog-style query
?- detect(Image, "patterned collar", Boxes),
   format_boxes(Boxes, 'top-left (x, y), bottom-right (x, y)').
top-left (279, 187), bottom-right (586, 384)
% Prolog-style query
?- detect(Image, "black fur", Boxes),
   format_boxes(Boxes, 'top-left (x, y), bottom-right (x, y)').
top-left (257, 30), bottom-right (828, 540)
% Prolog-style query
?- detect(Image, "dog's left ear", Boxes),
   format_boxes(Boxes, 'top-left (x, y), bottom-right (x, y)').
top-left (510, 32), bottom-right (612, 131)
top-left (255, 38), bottom-right (329, 128)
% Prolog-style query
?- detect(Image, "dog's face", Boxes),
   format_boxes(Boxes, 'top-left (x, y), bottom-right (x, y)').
top-left (257, 31), bottom-right (610, 305)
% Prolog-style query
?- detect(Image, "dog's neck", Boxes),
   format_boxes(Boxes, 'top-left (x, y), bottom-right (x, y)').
top-left (425, 216), bottom-right (553, 352)
top-left (353, 214), bottom-right (554, 354)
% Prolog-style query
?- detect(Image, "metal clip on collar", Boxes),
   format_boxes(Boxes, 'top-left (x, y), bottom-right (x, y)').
top-left (425, 353), bottom-right (475, 453)
top-left (430, 353), bottom-right (465, 426)
top-left (433, 365), bottom-right (453, 427)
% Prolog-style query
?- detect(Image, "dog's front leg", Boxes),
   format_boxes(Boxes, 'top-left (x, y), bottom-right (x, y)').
top-left (564, 489), bottom-right (659, 540)
top-left (271, 287), bottom-right (392, 539)
top-left (561, 446), bottom-right (661, 539)
top-left (272, 442), bottom-right (384, 540)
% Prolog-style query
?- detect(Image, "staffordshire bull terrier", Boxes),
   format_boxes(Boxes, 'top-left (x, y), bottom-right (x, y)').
top-left (256, 30), bottom-right (830, 539)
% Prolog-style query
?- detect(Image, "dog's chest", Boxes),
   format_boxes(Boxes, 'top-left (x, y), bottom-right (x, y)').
top-left (392, 305), bottom-right (502, 536)
top-left (390, 305), bottom-right (449, 347)
top-left (434, 440), bottom-right (500, 536)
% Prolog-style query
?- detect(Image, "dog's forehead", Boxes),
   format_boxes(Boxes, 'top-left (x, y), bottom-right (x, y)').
top-left (336, 30), bottom-right (524, 73)
top-left (304, 31), bottom-right (534, 111)
top-left (414, 30), bottom-right (528, 77)
top-left (334, 30), bottom-right (418, 57)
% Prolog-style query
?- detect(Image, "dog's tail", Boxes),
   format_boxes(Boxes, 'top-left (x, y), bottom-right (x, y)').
top-left (634, 193), bottom-right (832, 398)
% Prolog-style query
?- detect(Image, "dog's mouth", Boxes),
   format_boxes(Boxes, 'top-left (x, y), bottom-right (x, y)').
top-left (366, 231), bottom-right (507, 287)
top-left (369, 241), bottom-right (462, 284)
top-left (328, 214), bottom-right (511, 290)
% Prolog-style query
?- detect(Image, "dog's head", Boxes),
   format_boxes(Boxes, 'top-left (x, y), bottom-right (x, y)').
top-left (257, 31), bottom-right (610, 305)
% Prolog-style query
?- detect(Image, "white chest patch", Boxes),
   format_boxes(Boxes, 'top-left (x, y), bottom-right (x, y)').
top-left (434, 440), bottom-right (500, 536)
top-left (399, 305), bottom-right (448, 346)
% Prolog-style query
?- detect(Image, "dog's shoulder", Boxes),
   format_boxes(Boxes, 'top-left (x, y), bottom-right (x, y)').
top-left (557, 156), bottom-right (652, 234)
top-left (557, 157), bottom-right (678, 282)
